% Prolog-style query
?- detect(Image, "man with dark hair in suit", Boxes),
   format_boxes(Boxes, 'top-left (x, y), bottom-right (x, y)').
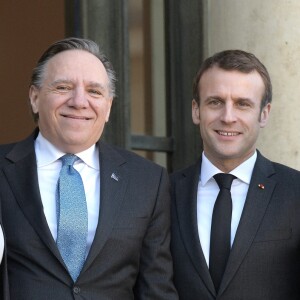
top-left (171, 49), bottom-right (300, 299)
top-left (0, 37), bottom-right (178, 300)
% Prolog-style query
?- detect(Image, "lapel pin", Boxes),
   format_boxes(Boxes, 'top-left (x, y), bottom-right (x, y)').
top-left (111, 173), bottom-right (119, 181)
top-left (258, 183), bottom-right (265, 189)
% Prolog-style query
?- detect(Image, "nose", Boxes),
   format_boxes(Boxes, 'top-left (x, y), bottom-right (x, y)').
top-left (68, 86), bottom-right (89, 108)
top-left (220, 103), bottom-right (237, 123)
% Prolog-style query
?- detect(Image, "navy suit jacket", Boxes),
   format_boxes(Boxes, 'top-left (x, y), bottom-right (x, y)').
top-left (0, 130), bottom-right (178, 300)
top-left (171, 151), bottom-right (300, 299)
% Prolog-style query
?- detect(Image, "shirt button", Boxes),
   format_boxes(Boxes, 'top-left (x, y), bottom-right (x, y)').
top-left (73, 286), bottom-right (80, 294)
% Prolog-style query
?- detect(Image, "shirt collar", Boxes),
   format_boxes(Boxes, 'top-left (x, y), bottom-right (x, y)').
top-left (34, 132), bottom-right (99, 170)
top-left (200, 151), bottom-right (257, 186)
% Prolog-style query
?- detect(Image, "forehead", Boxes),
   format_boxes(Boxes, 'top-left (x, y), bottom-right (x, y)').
top-left (199, 66), bottom-right (265, 99)
top-left (43, 49), bottom-right (109, 84)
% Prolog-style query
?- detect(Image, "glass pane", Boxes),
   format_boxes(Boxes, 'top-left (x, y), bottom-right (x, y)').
top-left (129, 0), bottom-right (167, 167)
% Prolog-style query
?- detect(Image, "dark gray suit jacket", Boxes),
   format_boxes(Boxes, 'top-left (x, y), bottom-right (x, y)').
top-left (0, 131), bottom-right (178, 300)
top-left (171, 151), bottom-right (300, 299)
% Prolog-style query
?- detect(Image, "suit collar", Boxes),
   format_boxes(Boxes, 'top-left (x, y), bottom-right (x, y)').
top-left (5, 130), bottom-right (38, 162)
top-left (34, 132), bottom-right (99, 170)
top-left (200, 151), bottom-right (257, 185)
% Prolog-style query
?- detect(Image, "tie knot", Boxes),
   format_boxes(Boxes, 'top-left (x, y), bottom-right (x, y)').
top-left (213, 173), bottom-right (236, 190)
top-left (60, 154), bottom-right (78, 166)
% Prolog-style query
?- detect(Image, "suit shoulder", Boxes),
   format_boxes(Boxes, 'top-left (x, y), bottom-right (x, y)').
top-left (170, 162), bottom-right (199, 182)
top-left (0, 142), bottom-right (17, 157)
top-left (104, 143), bottom-right (165, 172)
top-left (258, 153), bottom-right (300, 186)
top-left (272, 160), bottom-right (300, 178)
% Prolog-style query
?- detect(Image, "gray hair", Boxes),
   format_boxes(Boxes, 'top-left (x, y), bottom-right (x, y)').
top-left (30, 37), bottom-right (117, 122)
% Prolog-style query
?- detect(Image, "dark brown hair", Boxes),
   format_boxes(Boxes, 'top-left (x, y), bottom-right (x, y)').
top-left (193, 50), bottom-right (272, 109)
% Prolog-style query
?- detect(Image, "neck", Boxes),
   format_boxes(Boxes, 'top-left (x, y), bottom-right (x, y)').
top-left (204, 151), bottom-right (256, 173)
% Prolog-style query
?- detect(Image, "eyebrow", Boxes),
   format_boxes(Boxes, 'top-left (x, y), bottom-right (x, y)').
top-left (204, 95), bottom-right (224, 102)
top-left (50, 79), bottom-right (107, 91)
top-left (50, 79), bottom-right (73, 86)
top-left (87, 82), bottom-right (107, 91)
top-left (234, 97), bottom-right (255, 103)
top-left (205, 95), bottom-right (254, 103)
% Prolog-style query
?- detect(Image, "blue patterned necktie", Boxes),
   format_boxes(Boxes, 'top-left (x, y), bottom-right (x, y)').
top-left (56, 154), bottom-right (88, 282)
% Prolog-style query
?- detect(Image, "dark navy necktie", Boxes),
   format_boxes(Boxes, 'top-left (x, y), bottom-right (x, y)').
top-left (209, 173), bottom-right (236, 291)
top-left (56, 154), bottom-right (88, 281)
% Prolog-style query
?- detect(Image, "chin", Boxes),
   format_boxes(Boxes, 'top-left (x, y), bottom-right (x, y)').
top-left (215, 150), bottom-right (241, 160)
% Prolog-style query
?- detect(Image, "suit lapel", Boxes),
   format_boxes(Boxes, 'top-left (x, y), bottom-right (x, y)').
top-left (219, 152), bottom-right (276, 295)
top-left (175, 160), bottom-right (216, 296)
top-left (83, 142), bottom-right (128, 270)
top-left (2, 133), bottom-right (62, 260)
top-left (2, 135), bottom-right (130, 276)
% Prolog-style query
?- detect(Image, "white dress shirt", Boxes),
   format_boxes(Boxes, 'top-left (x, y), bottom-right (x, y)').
top-left (197, 151), bottom-right (257, 266)
top-left (35, 133), bottom-right (100, 256)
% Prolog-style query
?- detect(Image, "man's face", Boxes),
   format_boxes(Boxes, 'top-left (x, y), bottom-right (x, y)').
top-left (192, 66), bottom-right (271, 172)
top-left (30, 49), bottom-right (113, 153)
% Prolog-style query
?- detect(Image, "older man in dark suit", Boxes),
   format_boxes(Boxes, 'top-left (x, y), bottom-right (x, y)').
top-left (171, 49), bottom-right (300, 299)
top-left (0, 37), bottom-right (178, 300)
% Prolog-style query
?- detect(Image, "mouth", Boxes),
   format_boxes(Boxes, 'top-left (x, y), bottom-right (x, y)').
top-left (61, 114), bottom-right (91, 121)
top-left (216, 130), bottom-right (240, 136)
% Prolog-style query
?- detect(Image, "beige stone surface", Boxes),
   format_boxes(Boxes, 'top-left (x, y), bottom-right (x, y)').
top-left (203, 0), bottom-right (300, 169)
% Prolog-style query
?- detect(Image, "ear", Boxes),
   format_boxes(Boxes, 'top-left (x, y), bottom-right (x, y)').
top-left (192, 99), bottom-right (200, 125)
top-left (259, 103), bottom-right (271, 128)
top-left (29, 85), bottom-right (40, 113)
top-left (105, 97), bottom-right (113, 122)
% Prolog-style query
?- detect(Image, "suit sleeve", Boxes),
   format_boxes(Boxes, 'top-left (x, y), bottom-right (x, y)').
top-left (133, 168), bottom-right (178, 300)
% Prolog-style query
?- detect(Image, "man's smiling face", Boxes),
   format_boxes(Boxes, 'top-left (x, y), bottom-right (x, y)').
top-left (29, 49), bottom-right (113, 153)
top-left (192, 66), bottom-right (271, 172)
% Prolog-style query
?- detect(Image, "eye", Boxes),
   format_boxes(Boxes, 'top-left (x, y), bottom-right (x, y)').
top-left (56, 85), bottom-right (71, 92)
top-left (88, 89), bottom-right (103, 98)
top-left (207, 98), bottom-right (222, 107)
top-left (89, 89), bottom-right (101, 95)
top-left (236, 100), bottom-right (251, 108)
